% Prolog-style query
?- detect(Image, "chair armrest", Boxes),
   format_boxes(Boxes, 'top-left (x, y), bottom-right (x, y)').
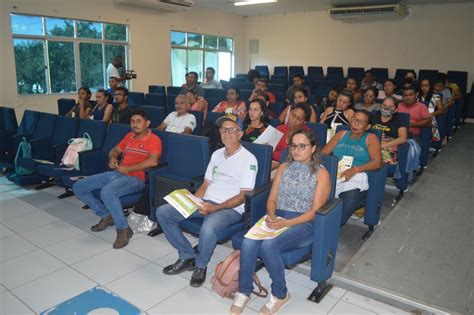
top-left (244, 183), bottom-right (272, 227)
top-left (364, 165), bottom-right (388, 226)
top-left (311, 198), bottom-right (342, 283)
top-left (78, 148), bottom-right (105, 175)
top-left (13, 133), bottom-right (33, 141)
top-left (419, 127), bottom-right (432, 167)
top-left (52, 143), bottom-right (69, 163)
top-left (30, 137), bottom-right (52, 160)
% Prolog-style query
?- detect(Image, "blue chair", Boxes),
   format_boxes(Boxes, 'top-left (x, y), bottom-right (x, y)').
top-left (189, 110), bottom-right (204, 135)
top-left (220, 80), bottom-right (230, 89)
top-left (371, 68), bottom-right (389, 84)
top-left (0, 107), bottom-right (18, 159)
top-left (205, 112), bottom-right (225, 124)
top-left (268, 103), bottom-right (284, 118)
top-left (148, 85), bottom-right (166, 95)
top-left (306, 123), bottom-right (327, 147)
top-left (419, 125), bottom-right (432, 170)
top-left (289, 66), bottom-right (304, 78)
top-left (128, 92), bottom-right (146, 107)
top-left (231, 153), bottom-right (342, 303)
top-left (445, 105), bottom-right (455, 140)
top-left (167, 86), bottom-right (182, 96)
top-left (255, 65), bottom-right (270, 80)
top-left (37, 119), bottom-right (107, 198)
top-left (57, 99), bottom-right (76, 116)
top-left (176, 141), bottom-right (272, 242)
top-left (267, 84), bottom-right (285, 94)
top-left (145, 93), bottom-right (167, 108)
top-left (326, 67), bottom-right (344, 82)
top-left (347, 67), bottom-right (365, 83)
top-left (447, 70), bottom-right (468, 95)
top-left (453, 99), bottom-right (464, 128)
top-left (308, 66), bottom-right (324, 79)
top-left (335, 125), bottom-right (388, 239)
top-left (315, 86), bottom-right (331, 100)
top-left (204, 89), bottom-right (225, 100)
top-left (273, 66), bottom-right (288, 79)
top-left (418, 69), bottom-right (439, 82)
top-left (272, 91), bottom-right (285, 104)
top-left (239, 90), bottom-right (253, 102)
top-left (207, 98), bottom-right (221, 112)
top-left (140, 106), bottom-right (165, 127)
top-left (236, 83), bottom-right (255, 91)
top-left (394, 69), bottom-right (414, 87)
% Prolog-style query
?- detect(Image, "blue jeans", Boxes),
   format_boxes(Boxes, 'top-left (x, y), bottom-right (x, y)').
top-left (239, 210), bottom-right (313, 299)
top-left (339, 189), bottom-right (367, 226)
top-left (156, 202), bottom-right (242, 268)
top-left (73, 171), bottom-right (145, 229)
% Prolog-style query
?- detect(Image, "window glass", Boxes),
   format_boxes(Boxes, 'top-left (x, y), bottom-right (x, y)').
top-left (11, 14), bottom-right (44, 36)
top-left (48, 41), bottom-right (76, 93)
top-left (171, 31), bottom-right (186, 46)
top-left (77, 20), bottom-right (102, 39)
top-left (104, 23), bottom-right (127, 41)
top-left (46, 18), bottom-right (74, 37)
top-left (80, 43), bottom-right (104, 91)
top-left (13, 39), bottom-right (47, 94)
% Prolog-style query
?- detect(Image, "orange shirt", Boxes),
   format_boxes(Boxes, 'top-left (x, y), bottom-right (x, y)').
top-left (116, 130), bottom-right (162, 181)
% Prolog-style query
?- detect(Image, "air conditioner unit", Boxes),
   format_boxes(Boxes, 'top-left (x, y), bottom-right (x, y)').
top-left (329, 4), bottom-right (408, 21)
top-left (114, 0), bottom-right (193, 12)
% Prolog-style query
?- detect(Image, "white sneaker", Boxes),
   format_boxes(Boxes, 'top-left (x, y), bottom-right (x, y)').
top-left (231, 292), bottom-right (251, 315)
top-left (259, 293), bottom-right (291, 315)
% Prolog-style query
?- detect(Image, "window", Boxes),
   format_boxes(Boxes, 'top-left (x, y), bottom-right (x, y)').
top-left (171, 31), bottom-right (233, 86)
top-left (10, 13), bottom-right (129, 95)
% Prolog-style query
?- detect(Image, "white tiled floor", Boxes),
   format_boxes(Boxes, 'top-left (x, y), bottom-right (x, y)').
top-left (0, 177), bottom-right (407, 314)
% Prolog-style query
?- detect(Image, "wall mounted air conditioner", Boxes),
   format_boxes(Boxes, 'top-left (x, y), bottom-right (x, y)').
top-left (329, 4), bottom-right (408, 21)
top-left (114, 0), bottom-right (193, 12)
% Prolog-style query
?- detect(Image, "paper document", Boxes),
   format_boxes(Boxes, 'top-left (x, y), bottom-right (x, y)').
top-left (337, 155), bottom-right (354, 182)
top-left (253, 125), bottom-right (284, 151)
top-left (164, 188), bottom-right (203, 218)
top-left (244, 215), bottom-right (288, 240)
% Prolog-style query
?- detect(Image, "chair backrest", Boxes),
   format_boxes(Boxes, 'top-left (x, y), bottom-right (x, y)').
top-left (167, 86), bottom-right (182, 95)
top-left (139, 105), bottom-right (165, 127)
top-left (326, 67), bottom-right (344, 80)
top-left (204, 88), bottom-right (225, 100)
top-left (314, 86), bottom-right (331, 99)
top-left (145, 93), bottom-right (166, 108)
top-left (447, 71), bottom-right (468, 95)
top-left (189, 110), bottom-right (204, 135)
top-left (128, 92), bottom-right (146, 106)
top-left (102, 123), bottom-right (131, 154)
top-left (255, 65), bottom-right (270, 79)
top-left (241, 141), bottom-right (273, 188)
top-left (166, 94), bottom-right (178, 114)
top-left (394, 69), bottom-right (414, 84)
top-left (268, 103), bottom-right (284, 118)
top-left (272, 91), bottom-right (285, 104)
top-left (148, 85), bottom-right (166, 94)
top-left (77, 119), bottom-right (107, 148)
top-left (347, 67), bottom-right (365, 82)
top-left (267, 83), bottom-right (285, 94)
top-left (418, 69), bottom-right (439, 82)
top-left (238, 90), bottom-right (252, 102)
top-left (236, 83), bottom-right (254, 91)
top-left (220, 80), bottom-right (230, 89)
top-left (205, 111), bottom-right (225, 124)
top-left (273, 66), bottom-right (288, 78)
top-left (33, 113), bottom-right (57, 139)
top-left (371, 68), bottom-right (389, 83)
top-left (308, 66), bottom-right (324, 79)
top-left (0, 107), bottom-right (18, 131)
top-left (207, 98), bottom-right (221, 112)
top-left (152, 129), bottom-right (171, 165)
top-left (17, 110), bottom-right (40, 135)
top-left (51, 116), bottom-right (79, 145)
top-left (167, 133), bottom-right (210, 178)
top-left (306, 122), bottom-right (328, 147)
top-left (57, 98), bottom-right (76, 116)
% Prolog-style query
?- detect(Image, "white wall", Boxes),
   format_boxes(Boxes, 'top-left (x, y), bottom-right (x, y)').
top-left (0, 0), bottom-right (246, 116)
top-left (243, 3), bottom-right (474, 85)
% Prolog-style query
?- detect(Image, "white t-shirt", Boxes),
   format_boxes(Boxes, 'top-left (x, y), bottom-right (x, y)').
top-left (107, 63), bottom-right (120, 82)
top-left (164, 111), bottom-right (196, 133)
top-left (204, 146), bottom-right (258, 214)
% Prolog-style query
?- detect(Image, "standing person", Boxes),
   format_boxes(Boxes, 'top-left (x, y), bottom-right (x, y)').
top-left (106, 56), bottom-right (128, 85)
top-left (111, 87), bottom-right (132, 124)
top-left (200, 67), bottom-right (222, 89)
top-left (285, 74), bottom-right (310, 104)
top-left (242, 99), bottom-right (270, 143)
top-left (156, 114), bottom-right (257, 288)
top-left (398, 86), bottom-right (432, 144)
top-left (66, 87), bottom-right (92, 119)
top-left (231, 129), bottom-right (330, 315)
top-left (73, 109), bottom-right (162, 248)
top-left (179, 72), bottom-right (205, 97)
top-left (157, 95), bottom-right (196, 135)
top-left (90, 89), bottom-right (114, 123)
top-left (355, 87), bottom-right (381, 112)
top-left (212, 87), bottom-right (247, 120)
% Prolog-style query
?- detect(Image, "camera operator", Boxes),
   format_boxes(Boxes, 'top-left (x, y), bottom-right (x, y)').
top-left (107, 56), bottom-right (130, 87)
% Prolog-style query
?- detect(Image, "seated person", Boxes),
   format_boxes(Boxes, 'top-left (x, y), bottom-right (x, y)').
top-left (157, 95), bottom-right (196, 135)
top-left (438, 72), bottom-right (462, 101)
top-left (90, 89), bottom-right (113, 123)
top-left (249, 79), bottom-right (276, 103)
top-left (212, 87), bottom-right (247, 120)
top-left (106, 77), bottom-right (119, 95)
top-left (273, 102), bottom-right (311, 168)
top-left (231, 129), bottom-right (330, 315)
top-left (317, 86), bottom-right (340, 112)
top-left (185, 89), bottom-right (208, 119)
top-left (200, 67), bottom-right (222, 89)
top-left (355, 86), bottom-right (381, 112)
top-left (378, 79), bottom-right (402, 100)
top-left (242, 99), bottom-right (270, 142)
top-left (401, 70), bottom-right (419, 92)
top-left (321, 110), bottom-right (382, 226)
top-left (179, 71), bottom-right (205, 98)
top-left (360, 70), bottom-right (383, 90)
top-left (156, 114), bottom-right (257, 287)
top-left (73, 109), bottom-right (162, 249)
top-left (420, 79), bottom-right (444, 143)
top-left (398, 86), bottom-right (431, 143)
top-left (433, 78), bottom-right (453, 111)
top-left (111, 87), bottom-right (132, 124)
top-left (251, 90), bottom-right (276, 119)
top-left (345, 77), bottom-right (362, 101)
top-left (67, 87), bottom-right (92, 119)
top-left (320, 90), bottom-right (355, 130)
top-left (371, 97), bottom-right (407, 165)
top-left (247, 69), bottom-right (261, 85)
top-left (285, 74), bottom-right (311, 104)
top-left (279, 88), bottom-right (317, 124)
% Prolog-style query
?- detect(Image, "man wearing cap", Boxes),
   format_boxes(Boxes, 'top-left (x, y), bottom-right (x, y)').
top-left (156, 114), bottom-right (258, 287)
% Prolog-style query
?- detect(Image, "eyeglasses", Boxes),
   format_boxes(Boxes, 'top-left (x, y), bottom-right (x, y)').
top-left (351, 117), bottom-right (368, 125)
top-left (289, 143), bottom-right (312, 151)
top-left (219, 127), bottom-right (242, 134)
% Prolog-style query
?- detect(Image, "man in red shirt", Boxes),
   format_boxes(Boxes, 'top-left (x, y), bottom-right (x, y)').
top-left (397, 86), bottom-right (431, 143)
top-left (73, 109), bottom-right (162, 249)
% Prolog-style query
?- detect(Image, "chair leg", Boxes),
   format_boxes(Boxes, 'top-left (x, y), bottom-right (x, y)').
top-left (391, 190), bottom-right (404, 207)
top-left (35, 179), bottom-right (55, 190)
top-left (362, 225), bottom-right (375, 240)
top-left (147, 225), bottom-right (163, 237)
top-left (57, 188), bottom-right (74, 199)
top-left (307, 281), bottom-right (333, 304)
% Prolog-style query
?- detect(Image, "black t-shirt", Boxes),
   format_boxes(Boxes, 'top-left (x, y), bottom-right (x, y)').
top-left (112, 105), bottom-right (132, 124)
top-left (372, 112), bottom-right (403, 139)
top-left (242, 123), bottom-right (268, 142)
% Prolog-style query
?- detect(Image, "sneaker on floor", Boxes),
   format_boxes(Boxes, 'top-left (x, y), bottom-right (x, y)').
top-left (90, 215), bottom-right (114, 232)
top-left (163, 258), bottom-right (196, 275)
top-left (113, 227), bottom-right (133, 249)
top-left (190, 267), bottom-right (207, 287)
top-left (231, 292), bottom-right (251, 315)
top-left (259, 293), bottom-right (291, 315)
top-left (351, 207), bottom-right (365, 220)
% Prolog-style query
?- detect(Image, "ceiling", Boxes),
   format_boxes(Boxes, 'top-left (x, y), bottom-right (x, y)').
top-left (193, 0), bottom-right (474, 16)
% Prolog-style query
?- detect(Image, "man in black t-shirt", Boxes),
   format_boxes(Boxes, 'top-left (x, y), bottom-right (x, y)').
top-left (111, 87), bottom-right (132, 124)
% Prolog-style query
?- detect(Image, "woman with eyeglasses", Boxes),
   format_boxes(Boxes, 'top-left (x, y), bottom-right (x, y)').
top-left (321, 110), bottom-right (382, 226)
top-left (371, 97), bottom-right (407, 165)
top-left (231, 129), bottom-right (331, 315)
top-left (242, 99), bottom-right (270, 143)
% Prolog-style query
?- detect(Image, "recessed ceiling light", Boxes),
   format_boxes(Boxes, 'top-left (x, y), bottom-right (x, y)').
top-left (234, 0), bottom-right (277, 6)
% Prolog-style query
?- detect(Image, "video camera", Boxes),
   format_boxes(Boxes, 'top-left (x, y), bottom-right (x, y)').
top-left (124, 70), bottom-right (137, 80)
